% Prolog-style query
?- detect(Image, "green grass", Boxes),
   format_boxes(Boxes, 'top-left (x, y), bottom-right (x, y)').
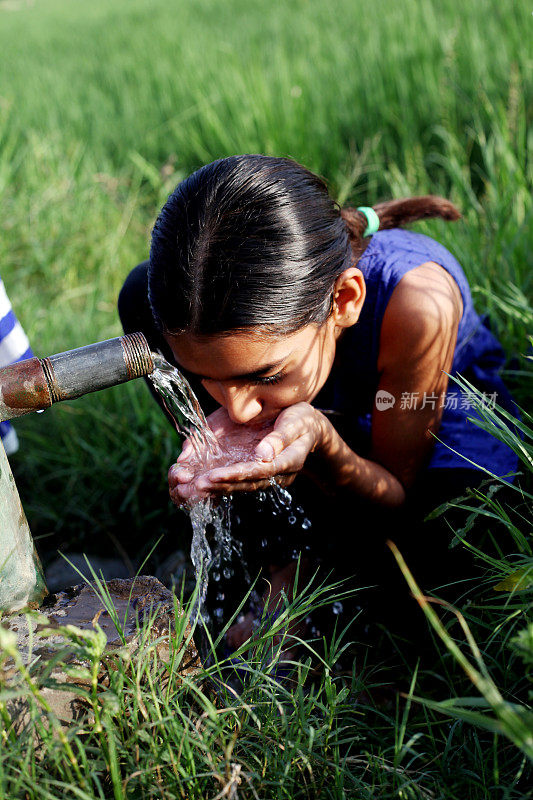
top-left (1, 0), bottom-right (531, 550)
top-left (0, 0), bottom-right (532, 795)
top-left (0, 562), bottom-right (531, 799)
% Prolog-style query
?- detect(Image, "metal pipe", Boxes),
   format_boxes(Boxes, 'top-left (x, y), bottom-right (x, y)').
top-left (0, 332), bottom-right (154, 422)
top-left (0, 332), bottom-right (154, 613)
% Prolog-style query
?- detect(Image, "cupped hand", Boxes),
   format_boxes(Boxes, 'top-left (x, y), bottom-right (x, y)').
top-left (168, 406), bottom-right (273, 505)
top-left (168, 403), bottom-right (327, 504)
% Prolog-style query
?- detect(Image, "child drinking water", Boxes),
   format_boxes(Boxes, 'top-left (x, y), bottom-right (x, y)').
top-left (119, 154), bottom-right (517, 644)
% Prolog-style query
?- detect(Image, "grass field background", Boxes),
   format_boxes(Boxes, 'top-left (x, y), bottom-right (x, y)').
top-left (2, 0), bottom-right (531, 553)
top-left (0, 1), bottom-right (532, 796)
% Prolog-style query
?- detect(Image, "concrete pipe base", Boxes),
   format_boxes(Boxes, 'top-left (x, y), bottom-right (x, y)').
top-left (2, 576), bottom-right (202, 739)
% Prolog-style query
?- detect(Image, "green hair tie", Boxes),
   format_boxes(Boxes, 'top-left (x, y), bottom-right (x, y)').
top-left (356, 206), bottom-right (380, 237)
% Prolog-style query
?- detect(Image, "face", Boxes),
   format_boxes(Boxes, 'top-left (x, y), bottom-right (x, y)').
top-left (163, 266), bottom-right (365, 426)
top-left (164, 319), bottom-right (339, 426)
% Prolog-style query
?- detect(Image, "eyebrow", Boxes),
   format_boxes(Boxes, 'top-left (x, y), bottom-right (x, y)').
top-left (184, 357), bottom-right (287, 383)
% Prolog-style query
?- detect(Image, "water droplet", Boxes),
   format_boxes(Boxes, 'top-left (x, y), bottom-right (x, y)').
top-left (213, 607), bottom-right (224, 619)
top-left (216, 591), bottom-right (225, 602)
top-left (332, 601), bottom-right (343, 615)
top-left (223, 567), bottom-right (233, 580)
top-left (149, 355), bottom-right (254, 618)
top-left (301, 518), bottom-right (312, 530)
top-left (260, 538), bottom-right (268, 548)
top-left (288, 515), bottom-right (296, 525)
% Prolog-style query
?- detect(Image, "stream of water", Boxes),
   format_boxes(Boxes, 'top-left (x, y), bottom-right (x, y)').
top-left (148, 353), bottom-right (311, 621)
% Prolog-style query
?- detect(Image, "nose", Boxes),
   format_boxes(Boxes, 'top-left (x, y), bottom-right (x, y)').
top-left (222, 385), bottom-right (263, 424)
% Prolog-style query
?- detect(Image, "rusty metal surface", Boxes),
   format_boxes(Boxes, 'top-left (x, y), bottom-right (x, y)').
top-left (46, 334), bottom-right (155, 402)
top-left (47, 338), bottom-right (129, 400)
top-left (0, 358), bottom-right (52, 420)
top-left (40, 356), bottom-right (63, 402)
top-left (0, 333), bottom-right (153, 421)
top-left (120, 332), bottom-right (154, 379)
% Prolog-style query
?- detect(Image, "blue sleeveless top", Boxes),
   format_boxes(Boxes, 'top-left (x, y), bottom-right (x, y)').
top-left (314, 229), bottom-right (518, 478)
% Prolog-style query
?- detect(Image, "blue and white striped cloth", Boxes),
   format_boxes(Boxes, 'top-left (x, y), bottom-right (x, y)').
top-left (0, 276), bottom-right (33, 455)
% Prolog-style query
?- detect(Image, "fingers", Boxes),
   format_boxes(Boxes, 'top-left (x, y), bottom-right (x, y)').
top-left (203, 477), bottom-right (273, 494)
top-left (170, 474), bottom-right (276, 503)
top-left (265, 437), bottom-right (310, 475)
top-left (205, 406), bottom-right (233, 436)
top-left (201, 471), bottom-right (296, 496)
top-left (207, 459), bottom-right (270, 483)
top-left (203, 434), bottom-right (310, 486)
top-left (169, 456), bottom-right (298, 504)
top-left (255, 404), bottom-right (315, 461)
top-left (169, 472), bottom-right (208, 504)
top-left (168, 462), bottom-right (194, 488)
top-left (168, 403), bottom-right (316, 504)
top-left (176, 437), bottom-right (194, 462)
top-left (255, 430), bottom-right (286, 461)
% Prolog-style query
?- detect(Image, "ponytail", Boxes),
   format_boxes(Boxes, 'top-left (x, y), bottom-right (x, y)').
top-left (149, 156), bottom-right (463, 338)
top-left (341, 195), bottom-right (461, 254)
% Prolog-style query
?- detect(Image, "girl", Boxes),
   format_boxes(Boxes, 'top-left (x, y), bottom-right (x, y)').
top-left (119, 154), bottom-right (517, 644)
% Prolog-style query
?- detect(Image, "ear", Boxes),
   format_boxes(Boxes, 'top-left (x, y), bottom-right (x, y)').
top-left (331, 267), bottom-right (366, 330)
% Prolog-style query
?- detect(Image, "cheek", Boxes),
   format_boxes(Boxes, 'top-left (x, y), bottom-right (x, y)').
top-left (201, 380), bottom-right (223, 404)
top-left (264, 383), bottom-right (307, 406)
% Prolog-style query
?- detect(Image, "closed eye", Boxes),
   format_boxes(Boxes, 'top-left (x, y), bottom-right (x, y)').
top-left (250, 370), bottom-right (285, 386)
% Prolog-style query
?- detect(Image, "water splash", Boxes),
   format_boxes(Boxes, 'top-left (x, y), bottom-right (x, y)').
top-left (148, 354), bottom-right (312, 621)
top-left (150, 355), bottom-right (254, 618)
top-left (149, 354), bottom-right (220, 459)
top-left (150, 354), bottom-right (223, 618)
top-left (268, 477), bottom-right (312, 531)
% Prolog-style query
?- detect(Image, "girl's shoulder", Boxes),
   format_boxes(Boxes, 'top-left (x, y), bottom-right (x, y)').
top-left (359, 227), bottom-right (472, 316)
top-left (363, 228), bottom-right (462, 272)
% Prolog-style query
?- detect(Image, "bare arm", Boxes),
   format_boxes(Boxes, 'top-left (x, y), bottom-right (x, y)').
top-left (169, 262), bottom-right (463, 507)
top-left (308, 261), bottom-right (463, 504)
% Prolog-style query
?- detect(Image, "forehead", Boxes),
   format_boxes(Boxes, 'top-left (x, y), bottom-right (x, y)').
top-left (165, 326), bottom-right (321, 379)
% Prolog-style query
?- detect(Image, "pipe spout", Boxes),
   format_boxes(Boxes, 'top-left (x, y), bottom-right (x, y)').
top-left (0, 332), bottom-right (154, 422)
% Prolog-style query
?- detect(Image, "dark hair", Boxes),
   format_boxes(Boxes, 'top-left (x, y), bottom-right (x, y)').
top-left (148, 154), bottom-right (460, 337)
